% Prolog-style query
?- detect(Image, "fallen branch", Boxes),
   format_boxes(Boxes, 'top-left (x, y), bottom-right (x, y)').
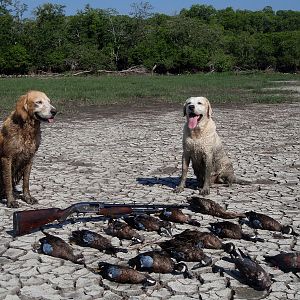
top-left (73, 70), bottom-right (92, 76)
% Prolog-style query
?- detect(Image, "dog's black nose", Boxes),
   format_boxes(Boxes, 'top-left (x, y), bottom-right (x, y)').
top-left (51, 108), bottom-right (57, 116)
top-left (188, 104), bottom-right (195, 110)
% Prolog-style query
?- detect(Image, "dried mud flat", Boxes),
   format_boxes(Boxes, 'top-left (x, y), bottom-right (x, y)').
top-left (0, 101), bottom-right (300, 300)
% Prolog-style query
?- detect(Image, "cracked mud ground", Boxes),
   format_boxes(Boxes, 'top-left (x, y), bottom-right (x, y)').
top-left (0, 101), bottom-right (299, 300)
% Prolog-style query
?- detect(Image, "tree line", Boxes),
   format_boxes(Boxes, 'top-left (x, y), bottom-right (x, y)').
top-left (0, 1), bottom-right (299, 74)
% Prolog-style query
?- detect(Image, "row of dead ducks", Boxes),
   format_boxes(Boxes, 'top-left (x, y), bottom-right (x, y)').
top-left (37, 196), bottom-right (300, 291)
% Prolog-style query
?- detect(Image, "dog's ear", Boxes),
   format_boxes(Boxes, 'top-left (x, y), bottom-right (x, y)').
top-left (206, 99), bottom-right (212, 118)
top-left (15, 94), bottom-right (28, 122)
top-left (183, 103), bottom-right (187, 117)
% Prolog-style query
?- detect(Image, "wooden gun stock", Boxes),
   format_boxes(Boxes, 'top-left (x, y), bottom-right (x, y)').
top-left (13, 208), bottom-right (66, 236)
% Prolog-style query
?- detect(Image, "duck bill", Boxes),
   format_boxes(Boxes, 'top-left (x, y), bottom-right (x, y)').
top-left (159, 227), bottom-right (172, 237)
top-left (192, 262), bottom-right (204, 270)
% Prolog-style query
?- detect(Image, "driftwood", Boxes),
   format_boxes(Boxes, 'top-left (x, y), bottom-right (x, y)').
top-left (233, 66), bottom-right (259, 75)
top-left (97, 66), bottom-right (149, 75)
top-left (73, 70), bottom-right (92, 76)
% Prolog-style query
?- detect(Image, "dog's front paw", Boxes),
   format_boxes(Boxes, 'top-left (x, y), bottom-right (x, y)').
top-left (199, 187), bottom-right (210, 195)
top-left (29, 197), bottom-right (38, 204)
top-left (174, 186), bottom-right (184, 193)
top-left (22, 195), bottom-right (38, 204)
top-left (7, 200), bottom-right (19, 208)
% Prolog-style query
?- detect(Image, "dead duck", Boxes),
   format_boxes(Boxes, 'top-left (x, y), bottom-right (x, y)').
top-left (173, 229), bottom-right (234, 251)
top-left (97, 262), bottom-right (156, 286)
top-left (129, 250), bottom-right (192, 278)
top-left (226, 246), bottom-right (272, 291)
top-left (244, 211), bottom-right (298, 236)
top-left (124, 214), bottom-right (172, 236)
top-left (210, 221), bottom-right (264, 242)
top-left (188, 196), bottom-right (245, 219)
top-left (105, 219), bottom-right (145, 244)
top-left (159, 208), bottom-right (200, 226)
top-left (264, 252), bottom-right (300, 273)
top-left (39, 232), bottom-right (84, 265)
top-left (71, 229), bottom-right (128, 255)
top-left (159, 239), bottom-right (212, 266)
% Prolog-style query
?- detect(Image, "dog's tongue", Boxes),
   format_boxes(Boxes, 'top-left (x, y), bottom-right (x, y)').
top-left (48, 118), bottom-right (54, 123)
top-left (188, 116), bottom-right (199, 129)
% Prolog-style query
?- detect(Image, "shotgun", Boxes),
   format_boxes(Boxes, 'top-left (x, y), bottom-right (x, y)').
top-left (13, 202), bottom-right (189, 236)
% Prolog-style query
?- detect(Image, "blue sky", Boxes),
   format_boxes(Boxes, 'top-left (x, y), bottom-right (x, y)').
top-left (23, 0), bottom-right (300, 17)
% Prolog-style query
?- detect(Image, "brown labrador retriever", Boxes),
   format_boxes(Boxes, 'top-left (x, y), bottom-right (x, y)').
top-left (0, 91), bottom-right (57, 207)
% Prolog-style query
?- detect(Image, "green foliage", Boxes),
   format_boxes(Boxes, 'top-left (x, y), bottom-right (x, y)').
top-left (272, 31), bottom-right (300, 72)
top-left (180, 4), bottom-right (216, 22)
top-left (210, 51), bottom-right (234, 72)
top-left (25, 3), bottom-right (68, 72)
top-left (1, 44), bottom-right (30, 74)
top-left (0, 7), bottom-right (14, 47)
top-left (0, 3), bottom-right (299, 74)
top-left (225, 32), bottom-right (258, 69)
top-left (253, 34), bottom-right (276, 69)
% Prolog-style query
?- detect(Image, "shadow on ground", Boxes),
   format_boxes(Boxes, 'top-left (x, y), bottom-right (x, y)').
top-left (136, 176), bottom-right (199, 190)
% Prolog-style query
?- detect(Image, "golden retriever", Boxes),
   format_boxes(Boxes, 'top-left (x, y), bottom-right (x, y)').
top-left (0, 91), bottom-right (57, 207)
top-left (175, 97), bottom-right (235, 195)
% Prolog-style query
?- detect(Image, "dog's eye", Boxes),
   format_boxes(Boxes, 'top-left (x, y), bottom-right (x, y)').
top-left (36, 101), bottom-right (43, 105)
top-left (198, 102), bottom-right (202, 105)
